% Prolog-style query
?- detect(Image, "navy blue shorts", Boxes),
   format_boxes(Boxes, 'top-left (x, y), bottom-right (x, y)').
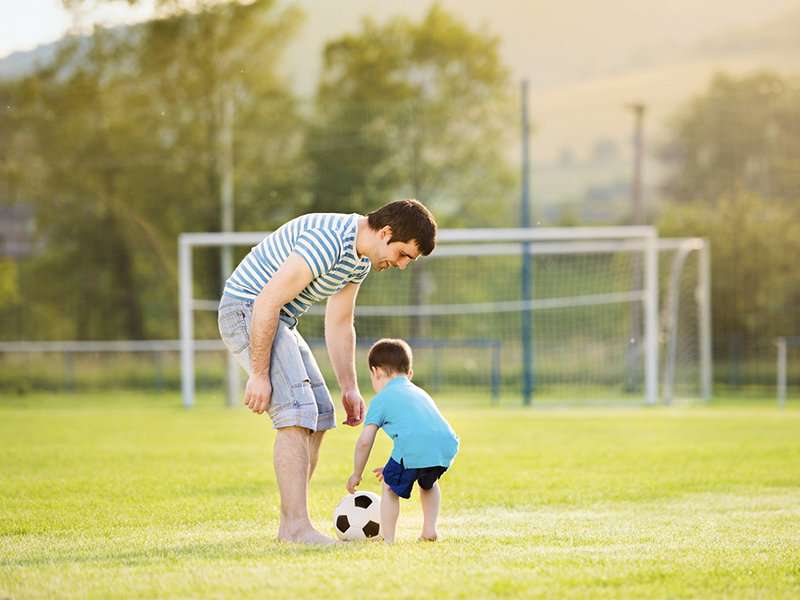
top-left (382, 457), bottom-right (447, 499)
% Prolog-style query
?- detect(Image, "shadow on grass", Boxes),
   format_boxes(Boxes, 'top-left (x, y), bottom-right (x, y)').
top-left (0, 534), bottom-right (357, 568)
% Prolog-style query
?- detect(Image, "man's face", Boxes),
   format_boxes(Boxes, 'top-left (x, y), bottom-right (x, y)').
top-left (374, 227), bottom-right (421, 271)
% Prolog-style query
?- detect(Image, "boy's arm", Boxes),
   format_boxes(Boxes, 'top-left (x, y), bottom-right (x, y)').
top-left (346, 424), bottom-right (379, 493)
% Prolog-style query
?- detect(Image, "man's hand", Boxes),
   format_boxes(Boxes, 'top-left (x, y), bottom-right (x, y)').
top-left (244, 373), bottom-right (272, 414)
top-left (341, 388), bottom-right (365, 426)
top-left (346, 473), bottom-right (362, 494)
top-left (372, 467), bottom-right (384, 482)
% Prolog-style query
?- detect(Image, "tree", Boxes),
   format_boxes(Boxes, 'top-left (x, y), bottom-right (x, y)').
top-left (660, 71), bottom-right (800, 204)
top-left (0, 0), bottom-right (305, 340)
top-left (306, 3), bottom-right (516, 227)
top-left (301, 4), bottom-right (518, 341)
top-left (659, 193), bottom-right (800, 345)
top-left (657, 70), bottom-right (800, 355)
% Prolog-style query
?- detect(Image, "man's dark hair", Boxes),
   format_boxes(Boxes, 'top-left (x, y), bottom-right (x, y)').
top-left (368, 338), bottom-right (413, 375)
top-left (367, 199), bottom-right (437, 256)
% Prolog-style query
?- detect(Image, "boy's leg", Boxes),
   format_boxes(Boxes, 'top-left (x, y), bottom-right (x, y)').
top-left (419, 481), bottom-right (440, 541)
top-left (381, 483), bottom-right (400, 544)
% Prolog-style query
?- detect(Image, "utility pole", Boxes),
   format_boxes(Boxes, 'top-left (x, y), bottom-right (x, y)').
top-left (521, 80), bottom-right (533, 406)
top-left (626, 102), bottom-right (646, 393)
top-left (220, 92), bottom-right (239, 407)
top-left (629, 103), bottom-right (645, 226)
top-left (409, 99), bottom-right (425, 342)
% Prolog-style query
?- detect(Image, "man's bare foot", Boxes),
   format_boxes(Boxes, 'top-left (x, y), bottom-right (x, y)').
top-left (278, 525), bottom-right (337, 545)
top-left (418, 532), bottom-right (438, 542)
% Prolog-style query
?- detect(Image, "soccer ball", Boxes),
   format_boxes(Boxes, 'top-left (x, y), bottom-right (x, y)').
top-left (333, 491), bottom-right (381, 541)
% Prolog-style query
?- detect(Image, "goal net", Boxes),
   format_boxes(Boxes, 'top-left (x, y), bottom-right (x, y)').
top-left (179, 227), bottom-right (710, 407)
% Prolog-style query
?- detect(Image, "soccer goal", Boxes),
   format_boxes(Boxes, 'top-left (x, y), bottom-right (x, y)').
top-left (776, 337), bottom-right (800, 407)
top-left (657, 238), bottom-right (712, 404)
top-left (179, 227), bottom-right (711, 407)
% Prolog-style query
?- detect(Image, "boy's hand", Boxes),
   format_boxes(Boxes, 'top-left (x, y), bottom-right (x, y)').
top-left (372, 467), bottom-right (384, 482)
top-left (346, 473), bottom-right (361, 494)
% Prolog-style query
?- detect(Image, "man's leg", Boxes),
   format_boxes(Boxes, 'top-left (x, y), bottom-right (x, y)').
top-left (380, 483), bottom-right (400, 544)
top-left (265, 324), bottom-right (335, 544)
top-left (308, 430), bottom-right (325, 481)
top-left (274, 426), bottom-right (334, 544)
top-left (296, 331), bottom-right (335, 472)
top-left (418, 482), bottom-right (440, 541)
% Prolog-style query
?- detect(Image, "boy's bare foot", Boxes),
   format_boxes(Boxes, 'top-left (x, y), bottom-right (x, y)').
top-left (277, 525), bottom-right (337, 545)
top-left (418, 533), bottom-right (438, 542)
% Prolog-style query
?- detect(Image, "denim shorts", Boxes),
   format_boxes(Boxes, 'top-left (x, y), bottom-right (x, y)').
top-left (217, 295), bottom-right (336, 432)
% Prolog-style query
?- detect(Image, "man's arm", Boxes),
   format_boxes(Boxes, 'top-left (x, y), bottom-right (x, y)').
top-left (346, 424), bottom-right (379, 493)
top-left (244, 253), bottom-right (314, 414)
top-left (325, 281), bottom-right (365, 426)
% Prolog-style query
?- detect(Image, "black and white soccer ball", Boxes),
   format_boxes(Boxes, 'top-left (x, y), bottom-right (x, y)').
top-left (333, 491), bottom-right (382, 541)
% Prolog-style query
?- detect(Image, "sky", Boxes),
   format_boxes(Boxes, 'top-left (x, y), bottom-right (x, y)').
top-left (0, 0), bottom-right (155, 58)
top-left (0, 0), bottom-right (69, 58)
top-left (2, 0), bottom-right (797, 63)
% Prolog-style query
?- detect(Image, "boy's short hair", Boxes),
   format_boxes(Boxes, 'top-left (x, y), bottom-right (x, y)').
top-left (368, 338), bottom-right (413, 375)
top-left (367, 199), bottom-right (437, 256)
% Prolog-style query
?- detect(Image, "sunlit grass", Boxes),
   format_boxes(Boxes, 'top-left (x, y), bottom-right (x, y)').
top-left (1, 392), bottom-right (799, 598)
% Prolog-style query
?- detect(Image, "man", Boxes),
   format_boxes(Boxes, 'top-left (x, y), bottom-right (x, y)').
top-left (217, 199), bottom-right (437, 544)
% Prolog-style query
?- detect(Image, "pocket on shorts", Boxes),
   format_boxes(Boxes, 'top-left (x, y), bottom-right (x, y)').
top-left (268, 327), bottom-right (311, 403)
top-left (218, 302), bottom-right (250, 354)
top-left (296, 333), bottom-right (334, 416)
top-left (267, 366), bottom-right (319, 430)
top-left (289, 381), bottom-right (317, 409)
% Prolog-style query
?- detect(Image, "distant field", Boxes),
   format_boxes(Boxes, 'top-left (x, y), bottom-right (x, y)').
top-left (1, 392), bottom-right (799, 599)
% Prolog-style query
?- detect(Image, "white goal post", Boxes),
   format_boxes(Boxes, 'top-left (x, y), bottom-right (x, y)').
top-left (179, 226), bottom-right (711, 408)
top-left (776, 337), bottom-right (800, 408)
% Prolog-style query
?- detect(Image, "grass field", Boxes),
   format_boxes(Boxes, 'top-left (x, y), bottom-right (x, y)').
top-left (1, 392), bottom-right (799, 599)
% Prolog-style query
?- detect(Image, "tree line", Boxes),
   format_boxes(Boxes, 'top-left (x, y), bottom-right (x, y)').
top-left (1, 0), bottom-right (798, 354)
top-left (658, 72), bottom-right (800, 350)
top-left (0, 0), bottom-right (514, 341)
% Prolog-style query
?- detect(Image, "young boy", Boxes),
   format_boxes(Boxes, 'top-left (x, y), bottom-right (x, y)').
top-left (346, 338), bottom-right (459, 543)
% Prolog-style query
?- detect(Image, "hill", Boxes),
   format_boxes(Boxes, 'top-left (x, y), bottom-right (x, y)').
top-left (2, 0), bottom-right (798, 219)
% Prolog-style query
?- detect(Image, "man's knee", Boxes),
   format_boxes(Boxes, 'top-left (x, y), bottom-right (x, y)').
top-left (277, 425), bottom-right (313, 438)
top-left (275, 426), bottom-right (313, 460)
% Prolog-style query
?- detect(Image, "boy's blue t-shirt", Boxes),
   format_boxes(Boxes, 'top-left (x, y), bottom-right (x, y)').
top-left (364, 375), bottom-right (459, 469)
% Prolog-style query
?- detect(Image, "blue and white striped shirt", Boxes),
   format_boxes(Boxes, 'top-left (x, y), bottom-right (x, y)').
top-left (223, 213), bottom-right (371, 319)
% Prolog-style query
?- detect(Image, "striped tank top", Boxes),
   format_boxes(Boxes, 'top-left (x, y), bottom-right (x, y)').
top-left (223, 213), bottom-right (372, 319)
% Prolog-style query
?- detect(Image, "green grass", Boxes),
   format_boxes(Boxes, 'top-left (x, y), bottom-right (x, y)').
top-left (1, 392), bottom-right (799, 599)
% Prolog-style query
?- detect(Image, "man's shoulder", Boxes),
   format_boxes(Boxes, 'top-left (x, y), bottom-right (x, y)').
top-left (301, 214), bottom-right (360, 250)
top-left (298, 212), bottom-right (354, 232)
